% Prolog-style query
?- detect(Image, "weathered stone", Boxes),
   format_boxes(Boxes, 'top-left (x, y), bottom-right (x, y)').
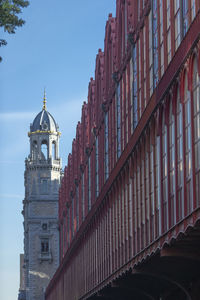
top-left (22, 102), bottom-right (62, 300)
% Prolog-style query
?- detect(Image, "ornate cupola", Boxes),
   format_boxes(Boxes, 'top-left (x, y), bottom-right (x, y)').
top-left (28, 91), bottom-right (61, 163)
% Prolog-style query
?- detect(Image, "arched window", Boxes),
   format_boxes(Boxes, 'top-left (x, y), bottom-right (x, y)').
top-left (136, 152), bottom-right (141, 250)
top-left (76, 186), bottom-right (79, 230)
top-left (191, 0), bottom-right (196, 21)
top-left (96, 61), bottom-right (102, 120)
top-left (166, 0), bottom-right (171, 64)
top-left (132, 44), bottom-right (138, 129)
top-left (174, 0), bottom-right (194, 53)
top-left (155, 125), bottom-right (161, 236)
top-left (64, 216), bottom-right (67, 254)
top-left (95, 136), bottom-right (99, 198)
top-left (105, 26), bottom-right (112, 95)
top-left (52, 141), bottom-right (56, 160)
top-left (81, 172), bottom-right (85, 221)
top-left (119, 10), bottom-right (123, 60)
top-left (138, 39), bottom-right (142, 119)
top-left (162, 109), bottom-right (168, 232)
top-left (176, 86), bottom-right (184, 220)
top-left (159, 0), bottom-right (164, 76)
top-left (150, 136), bottom-right (155, 239)
top-left (141, 153), bottom-right (145, 247)
top-left (104, 112), bottom-right (109, 181)
top-left (182, 0), bottom-right (189, 36)
top-left (192, 57), bottom-right (200, 206)
top-left (174, 0), bottom-right (181, 50)
top-left (88, 156), bottom-right (91, 211)
top-left (67, 208), bottom-right (70, 248)
top-left (41, 140), bottom-right (48, 160)
top-left (148, 9), bottom-right (153, 96)
top-left (137, 0), bottom-right (140, 21)
top-left (184, 73), bottom-right (193, 213)
top-left (124, 0), bottom-right (128, 47)
top-left (133, 159), bottom-right (137, 254)
top-left (169, 97), bottom-right (176, 225)
top-left (143, 26), bottom-right (147, 107)
top-left (41, 178), bottom-right (48, 194)
top-left (152, 0), bottom-right (159, 87)
top-left (144, 137), bottom-right (150, 241)
top-left (71, 196), bottom-right (74, 238)
top-left (129, 174), bottom-right (133, 255)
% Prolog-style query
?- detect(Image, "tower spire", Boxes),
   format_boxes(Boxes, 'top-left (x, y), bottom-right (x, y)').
top-left (43, 89), bottom-right (47, 110)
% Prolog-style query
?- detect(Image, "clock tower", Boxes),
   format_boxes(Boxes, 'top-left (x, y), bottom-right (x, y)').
top-left (22, 93), bottom-right (61, 300)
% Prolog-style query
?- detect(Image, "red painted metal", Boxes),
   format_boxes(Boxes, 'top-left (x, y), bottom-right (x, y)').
top-left (46, 2), bottom-right (200, 300)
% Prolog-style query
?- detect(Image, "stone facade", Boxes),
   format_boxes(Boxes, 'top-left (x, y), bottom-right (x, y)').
top-left (22, 99), bottom-right (62, 300)
top-left (18, 254), bottom-right (26, 300)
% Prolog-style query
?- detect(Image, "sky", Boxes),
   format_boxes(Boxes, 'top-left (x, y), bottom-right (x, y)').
top-left (0, 1), bottom-right (116, 299)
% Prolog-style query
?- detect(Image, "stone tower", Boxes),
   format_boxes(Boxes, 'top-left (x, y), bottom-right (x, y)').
top-left (22, 94), bottom-right (61, 300)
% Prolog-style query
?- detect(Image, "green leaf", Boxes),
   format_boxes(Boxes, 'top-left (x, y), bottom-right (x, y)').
top-left (0, 0), bottom-right (29, 61)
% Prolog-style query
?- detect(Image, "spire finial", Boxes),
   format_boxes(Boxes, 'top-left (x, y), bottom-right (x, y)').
top-left (43, 88), bottom-right (47, 110)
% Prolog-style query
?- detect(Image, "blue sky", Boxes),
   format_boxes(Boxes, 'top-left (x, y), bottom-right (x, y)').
top-left (0, 1), bottom-right (116, 299)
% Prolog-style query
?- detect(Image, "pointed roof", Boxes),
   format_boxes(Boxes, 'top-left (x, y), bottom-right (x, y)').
top-left (30, 92), bottom-right (59, 133)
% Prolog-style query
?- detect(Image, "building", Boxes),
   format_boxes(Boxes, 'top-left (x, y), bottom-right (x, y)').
top-left (46, 1), bottom-right (200, 299)
top-left (18, 254), bottom-right (26, 300)
top-left (22, 95), bottom-right (62, 300)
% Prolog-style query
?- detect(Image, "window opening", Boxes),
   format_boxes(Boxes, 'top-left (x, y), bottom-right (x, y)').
top-left (148, 10), bottom-right (153, 96)
top-left (95, 136), bottom-right (99, 198)
top-left (42, 223), bottom-right (47, 231)
top-left (184, 74), bottom-right (192, 213)
top-left (193, 58), bottom-right (200, 206)
top-left (159, 0), bottom-right (164, 76)
top-left (71, 196), bottom-right (74, 237)
top-left (41, 179), bottom-right (48, 194)
top-left (169, 99), bottom-right (176, 225)
top-left (166, 0), bottom-right (171, 64)
top-left (156, 134), bottom-right (161, 236)
top-left (81, 172), bottom-right (85, 221)
top-left (132, 45), bottom-right (138, 129)
top-left (176, 87), bottom-right (184, 220)
top-left (88, 156), bottom-right (91, 211)
top-left (52, 141), bottom-right (56, 160)
top-left (67, 208), bottom-right (70, 247)
top-left (162, 113), bottom-right (168, 231)
top-left (105, 112), bottom-right (109, 180)
top-left (182, 0), bottom-right (189, 36)
top-left (41, 239), bottom-right (49, 254)
top-left (152, 0), bottom-right (159, 87)
top-left (41, 141), bottom-right (48, 160)
top-left (174, 0), bottom-right (181, 50)
top-left (76, 186), bottom-right (79, 230)
top-left (116, 84), bottom-right (121, 158)
top-left (191, 0), bottom-right (196, 21)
